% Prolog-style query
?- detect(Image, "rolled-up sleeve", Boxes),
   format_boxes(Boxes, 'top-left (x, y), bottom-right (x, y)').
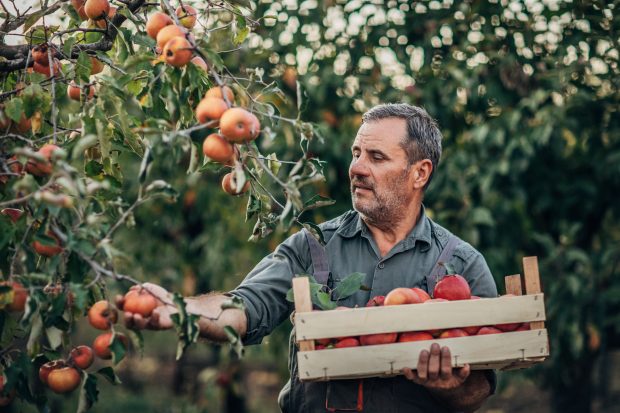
top-left (229, 230), bottom-right (310, 345)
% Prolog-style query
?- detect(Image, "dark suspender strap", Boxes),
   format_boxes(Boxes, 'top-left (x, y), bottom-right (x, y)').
top-left (304, 229), bottom-right (330, 287)
top-left (426, 235), bottom-right (460, 294)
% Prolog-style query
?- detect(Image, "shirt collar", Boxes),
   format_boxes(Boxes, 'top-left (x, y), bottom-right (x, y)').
top-left (336, 206), bottom-right (433, 250)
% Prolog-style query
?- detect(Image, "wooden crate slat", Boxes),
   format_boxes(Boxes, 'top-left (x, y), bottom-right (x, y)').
top-left (297, 329), bottom-right (549, 381)
top-left (295, 294), bottom-right (546, 341)
top-left (292, 277), bottom-right (315, 352)
top-left (523, 257), bottom-right (545, 330)
top-left (504, 274), bottom-right (523, 295)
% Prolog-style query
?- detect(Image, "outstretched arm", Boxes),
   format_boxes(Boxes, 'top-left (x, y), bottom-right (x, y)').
top-left (117, 283), bottom-right (247, 343)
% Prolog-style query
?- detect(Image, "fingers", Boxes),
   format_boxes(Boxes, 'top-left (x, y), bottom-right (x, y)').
top-left (115, 294), bottom-right (125, 311)
top-left (427, 343), bottom-right (442, 380)
top-left (402, 367), bottom-right (418, 382)
top-left (151, 307), bottom-right (173, 329)
top-left (456, 364), bottom-right (471, 380)
top-left (440, 346), bottom-right (453, 380)
top-left (416, 348), bottom-right (430, 380)
top-left (141, 283), bottom-right (174, 306)
top-left (406, 345), bottom-right (467, 389)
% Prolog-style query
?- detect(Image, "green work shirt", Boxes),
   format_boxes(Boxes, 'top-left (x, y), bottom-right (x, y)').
top-left (230, 207), bottom-right (498, 412)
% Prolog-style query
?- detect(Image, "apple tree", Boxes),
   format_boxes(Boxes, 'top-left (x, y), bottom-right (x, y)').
top-left (0, 0), bottom-right (331, 410)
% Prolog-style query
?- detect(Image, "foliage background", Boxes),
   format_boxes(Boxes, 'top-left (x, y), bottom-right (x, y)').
top-left (1, 0), bottom-right (619, 412)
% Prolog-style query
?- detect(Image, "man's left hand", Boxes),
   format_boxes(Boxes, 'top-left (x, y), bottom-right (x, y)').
top-left (402, 343), bottom-right (470, 390)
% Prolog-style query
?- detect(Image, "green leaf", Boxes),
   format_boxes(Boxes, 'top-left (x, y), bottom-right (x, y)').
top-left (127, 329), bottom-right (144, 358)
top-left (45, 326), bottom-right (63, 350)
top-left (332, 272), bottom-right (366, 301)
top-left (24, 10), bottom-right (50, 32)
top-left (187, 142), bottom-right (200, 174)
top-left (301, 222), bottom-right (325, 245)
top-left (63, 36), bottom-right (77, 56)
top-left (220, 296), bottom-right (245, 311)
top-left (25, 25), bottom-right (54, 44)
top-left (96, 367), bottom-right (122, 384)
top-left (287, 275), bottom-right (322, 304)
top-left (76, 52), bottom-right (92, 82)
top-left (110, 333), bottom-right (127, 365)
top-left (245, 192), bottom-right (262, 222)
top-left (443, 262), bottom-right (456, 275)
top-left (302, 195), bottom-right (336, 212)
top-left (266, 153), bottom-right (281, 175)
top-left (77, 373), bottom-right (98, 413)
top-left (5, 98), bottom-right (24, 122)
top-left (233, 27), bottom-right (250, 45)
top-left (138, 146), bottom-right (152, 184)
top-left (314, 291), bottom-right (337, 310)
top-left (223, 325), bottom-right (244, 358)
top-left (26, 314), bottom-right (43, 354)
top-left (170, 293), bottom-right (200, 360)
top-left (85, 160), bottom-right (104, 177)
top-left (145, 180), bottom-right (178, 202)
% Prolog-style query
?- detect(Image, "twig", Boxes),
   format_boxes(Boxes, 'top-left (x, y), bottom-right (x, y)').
top-left (76, 250), bottom-right (141, 285)
top-left (9, 217), bottom-right (35, 278)
top-left (244, 143), bottom-right (287, 187)
top-left (0, 178), bottom-right (56, 208)
top-left (102, 186), bottom-right (146, 241)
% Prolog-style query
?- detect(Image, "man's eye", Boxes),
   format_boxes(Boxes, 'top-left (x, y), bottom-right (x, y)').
top-left (373, 154), bottom-right (383, 160)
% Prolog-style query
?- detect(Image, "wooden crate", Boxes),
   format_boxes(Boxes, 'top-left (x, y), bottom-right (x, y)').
top-left (293, 256), bottom-right (549, 381)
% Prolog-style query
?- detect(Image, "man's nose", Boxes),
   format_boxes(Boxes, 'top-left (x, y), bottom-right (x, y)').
top-left (349, 156), bottom-right (370, 177)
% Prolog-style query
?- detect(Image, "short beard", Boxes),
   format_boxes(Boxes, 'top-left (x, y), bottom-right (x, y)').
top-left (351, 169), bottom-right (410, 229)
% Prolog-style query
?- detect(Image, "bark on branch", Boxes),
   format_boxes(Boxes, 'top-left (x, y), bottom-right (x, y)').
top-left (0, 0), bottom-right (147, 73)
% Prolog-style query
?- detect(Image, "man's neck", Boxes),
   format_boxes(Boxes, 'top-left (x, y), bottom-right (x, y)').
top-left (362, 202), bottom-right (422, 257)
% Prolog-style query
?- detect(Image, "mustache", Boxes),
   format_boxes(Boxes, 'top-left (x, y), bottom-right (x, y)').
top-left (350, 178), bottom-right (374, 190)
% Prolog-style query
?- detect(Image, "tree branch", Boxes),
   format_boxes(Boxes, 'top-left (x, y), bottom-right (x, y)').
top-left (0, 1), bottom-right (63, 41)
top-left (0, 0), bottom-right (147, 73)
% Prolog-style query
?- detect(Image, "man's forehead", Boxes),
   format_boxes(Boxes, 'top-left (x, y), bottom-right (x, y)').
top-left (352, 118), bottom-right (407, 147)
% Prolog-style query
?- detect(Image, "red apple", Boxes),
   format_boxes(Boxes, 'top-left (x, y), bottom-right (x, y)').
top-left (477, 326), bottom-right (503, 335)
top-left (39, 360), bottom-right (66, 384)
top-left (47, 367), bottom-right (81, 393)
top-left (70, 345), bottom-right (94, 369)
top-left (2, 281), bottom-right (28, 312)
top-left (410, 287), bottom-right (431, 302)
top-left (88, 300), bottom-right (118, 330)
top-left (93, 332), bottom-right (128, 359)
top-left (439, 328), bottom-right (469, 338)
top-left (1, 208), bottom-right (23, 223)
top-left (433, 274), bottom-right (471, 300)
top-left (385, 287), bottom-right (422, 305)
top-left (0, 374), bottom-right (15, 406)
top-left (334, 337), bottom-right (360, 348)
top-left (366, 295), bottom-right (385, 307)
top-left (515, 323), bottom-right (531, 331)
top-left (495, 294), bottom-right (521, 331)
top-left (359, 332), bottom-right (398, 346)
top-left (122, 288), bottom-right (158, 317)
top-left (462, 325), bottom-right (482, 335)
top-left (398, 331), bottom-right (434, 342)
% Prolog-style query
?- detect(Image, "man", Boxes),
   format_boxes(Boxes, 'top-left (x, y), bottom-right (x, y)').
top-left (121, 103), bottom-right (498, 412)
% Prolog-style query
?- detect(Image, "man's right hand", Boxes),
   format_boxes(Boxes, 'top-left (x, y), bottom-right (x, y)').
top-left (116, 283), bottom-right (177, 330)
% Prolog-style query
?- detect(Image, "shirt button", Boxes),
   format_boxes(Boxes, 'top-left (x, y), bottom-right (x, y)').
top-left (378, 263), bottom-right (385, 269)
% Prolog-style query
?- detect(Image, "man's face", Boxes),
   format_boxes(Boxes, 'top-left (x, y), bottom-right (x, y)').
top-left (349, 118), bottom-right (416, 224)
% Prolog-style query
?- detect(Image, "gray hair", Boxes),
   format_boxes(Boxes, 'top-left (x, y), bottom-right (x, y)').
top-left (362, 103), bottom-right (442, 189)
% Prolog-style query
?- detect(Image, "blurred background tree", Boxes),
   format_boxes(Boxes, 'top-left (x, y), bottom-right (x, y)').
top-left (118, 0), bottom-right (620, 412)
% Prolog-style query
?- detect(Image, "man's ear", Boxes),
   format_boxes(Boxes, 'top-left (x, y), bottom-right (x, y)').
top-left (412, 159), bottom-right (433, 189)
